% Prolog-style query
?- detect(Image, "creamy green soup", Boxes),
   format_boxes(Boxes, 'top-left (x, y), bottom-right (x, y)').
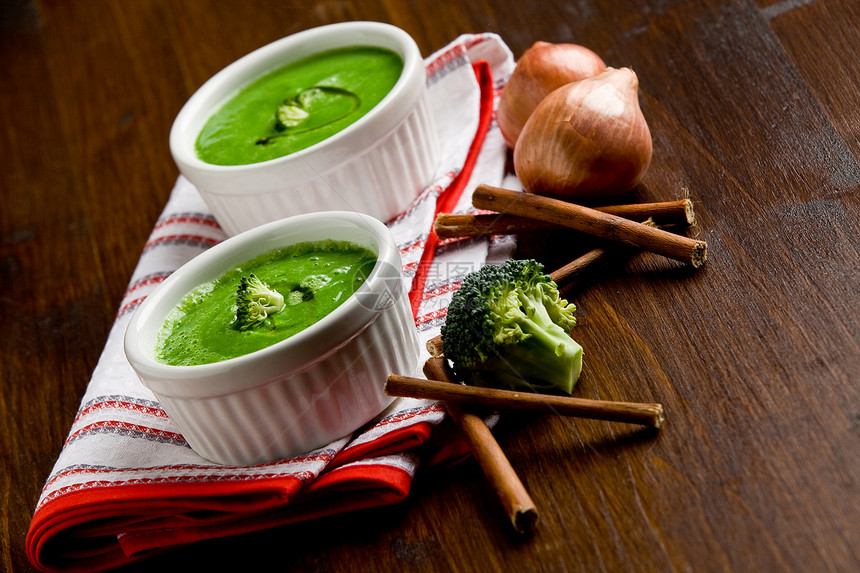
top-left (156, 240), bottom-right (377, 366)
top-left (195, 46), bottom-right (403, 166)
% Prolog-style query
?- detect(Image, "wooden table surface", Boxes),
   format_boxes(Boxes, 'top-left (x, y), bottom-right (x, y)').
top-left (3, 1), bottom-right (859, 571)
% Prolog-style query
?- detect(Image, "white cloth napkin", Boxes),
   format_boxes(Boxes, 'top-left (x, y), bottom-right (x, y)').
top-left (27, 33), bottom-right (517, 573)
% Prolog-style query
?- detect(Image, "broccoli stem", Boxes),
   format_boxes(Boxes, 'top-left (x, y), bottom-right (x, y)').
top-left (502, 325), bottom-right (582, 394)
top-left (518, 291), bottom-right (581, 391)
top-left (473, 291), bottom-right (582, 394)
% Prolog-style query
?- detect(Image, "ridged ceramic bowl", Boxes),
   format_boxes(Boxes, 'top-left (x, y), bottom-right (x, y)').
top-left (123, 212), bottom-right (421, 466)
top-left (170, 21), bottom-right (439, 236)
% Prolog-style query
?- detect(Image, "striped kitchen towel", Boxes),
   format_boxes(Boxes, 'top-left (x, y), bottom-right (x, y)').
top-left (27, 32), bottom-right (517, 572)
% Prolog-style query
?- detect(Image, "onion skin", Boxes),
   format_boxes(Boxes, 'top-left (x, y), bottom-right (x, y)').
top-left (498, 41), bottom-right (606, 148)
top-left (513, 67), bottom-right (653, 201)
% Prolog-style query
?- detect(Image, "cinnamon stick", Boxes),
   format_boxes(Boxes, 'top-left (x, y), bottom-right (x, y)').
top-left (471, 185), bottom-right (707, 268)
top-left (426, 334), bottom-right (445, 357)
top-left (423, 357), bottom-right (538, 534)
top-left (386, 374), bottom-right (665, 429)
top-left (435, 213), bottom-right (562, 238)
top-left (434, 199), bottom-right (694, 238)
top-left (599, 199), bottom-right (695, 225)
top-left (548, 246), bottom-right (610, 287)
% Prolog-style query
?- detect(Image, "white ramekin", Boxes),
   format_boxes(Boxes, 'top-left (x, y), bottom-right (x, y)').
top-left (123, 212), bottom-right (421, 466)
top-left (169, 21), bottom-right (439, 236)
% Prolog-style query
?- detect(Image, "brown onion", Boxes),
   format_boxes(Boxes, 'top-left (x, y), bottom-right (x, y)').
top-left (498, 41), bottom-right (606, 148)
top-left (513, 67), bottom-right (652, 201)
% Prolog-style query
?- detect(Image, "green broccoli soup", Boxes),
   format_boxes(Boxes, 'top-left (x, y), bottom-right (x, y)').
top-left (155, 240), bottom-right (378, 366)
top-left (195, 46), bottom-right (403, 166)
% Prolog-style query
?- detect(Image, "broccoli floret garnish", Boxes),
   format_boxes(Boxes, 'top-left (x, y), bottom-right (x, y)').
top-left (440, 259), bottom-right (583, 394)
top-left (275, 101), bottom-right (310, 130)
top-left (233, 273), bottom-right (285, 331)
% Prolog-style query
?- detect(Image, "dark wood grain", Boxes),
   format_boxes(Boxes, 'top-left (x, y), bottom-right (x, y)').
top-left (2, 1), bottom-right (858, 571)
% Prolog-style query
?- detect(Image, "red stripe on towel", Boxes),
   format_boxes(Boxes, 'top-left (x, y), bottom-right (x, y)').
top-left (407, 61), bottom-right (494, 318)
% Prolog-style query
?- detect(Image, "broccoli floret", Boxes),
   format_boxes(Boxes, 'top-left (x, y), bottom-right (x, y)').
top-left (233, 273), bottom-right (285, 331)
top-left (275, 101), bottom-right (309, 130)
top-left (440, 259), bottom-right (582, 394)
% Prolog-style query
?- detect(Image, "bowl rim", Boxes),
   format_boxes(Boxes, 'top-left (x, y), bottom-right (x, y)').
top-left (169, 21), bottom-right (426, 177)
top-left (123, 211), bottom-right (405, 398)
